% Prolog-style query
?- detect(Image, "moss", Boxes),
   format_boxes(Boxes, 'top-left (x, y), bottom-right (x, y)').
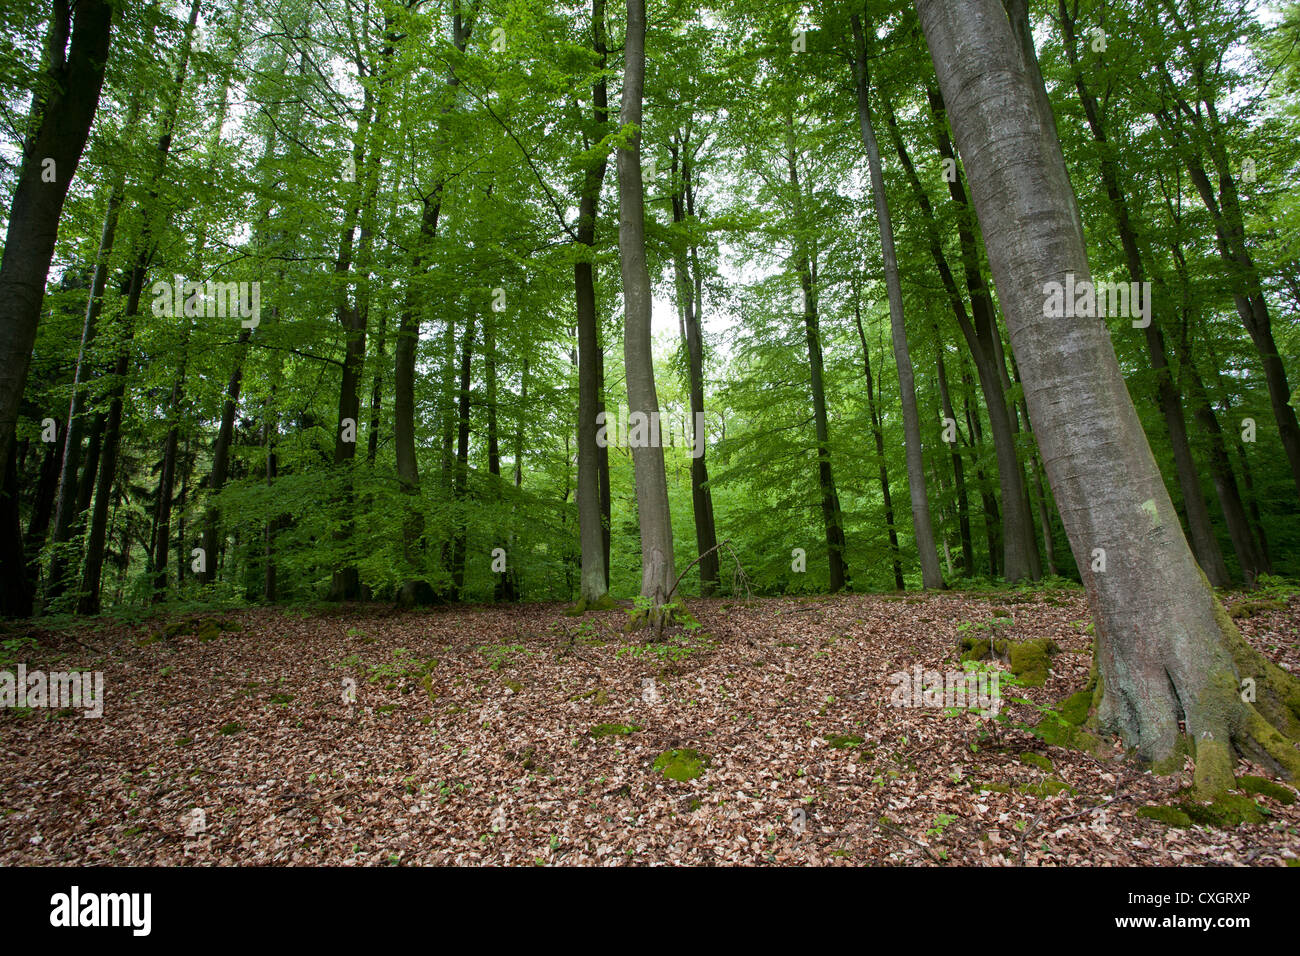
top-left (218, 722), bottom-right (244, 735)
top-left (268, 693), bottom-right (293, 705)
top-left (196, 621), bottom-right (221, 643)
top-left (163, 620), bottom-right (191, 638)
top-left (653, 748), bottom-right (710, 781)
top-left (589, 722), bottom-right (640, 738)
top-left (1136, 805), bottom-right (1192, 827)
top-left (1016, 777), bottom-right (1074, 797)
top-left (974, 782), bottom-right (1011, 793)
top-left (1236, 775), bottom-right (1297, 805)
top-left (1177, 793), bottom-right (1267, 828)
top-left (1035, 713), bottom-right (1106, 756)
top-left (568, 687), bottom-right (610, 706)
top-left (502, 679), bottom-right (523, 694)
top-left (1058, 688), bottom-right (1092, 726)
top-left (376, 704), bottom-right (399, 714)
top-left (825, 733), bottom-right (864, 749)
top-left (1008, 638), bottom-right (1058, 687)
top-left (1018, 752), bottom-right (1053, 772)
top-left (1151, 735), bottom-right (1190, 776)
top-left (1192, 735), bottom-right (1237, 801)
top-left (1227, 598), bottom-right (1286, 619)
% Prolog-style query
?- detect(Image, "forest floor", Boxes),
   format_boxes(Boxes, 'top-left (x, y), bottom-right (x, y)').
top-left (2, 588), bottom-right (1298, 866)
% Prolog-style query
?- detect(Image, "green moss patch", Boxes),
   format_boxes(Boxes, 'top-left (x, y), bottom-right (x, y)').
top-left (1227, 598), bottom-right (1286, 619)
top-left (1017, 777), bottom-right (1074, 797)
top-left (1018, 752), bottom-right (1054, 772)
top-left (218, 722), bottom-right (244, 735)
top-left (1176, 793), bottom-right (1268, 828)
top-left (1008, 638), bottom-right (1059, 687)
top-left (589, 722), bottom-right (640, 738)
top-left (824, 733), bottom-right (864, 749)
top-left (1136, 805), bottom-right (1192, 827)
top-left (653, 748), bottom-right (710, 781)
top-left (1236, 775), bottom-right (1296, 805)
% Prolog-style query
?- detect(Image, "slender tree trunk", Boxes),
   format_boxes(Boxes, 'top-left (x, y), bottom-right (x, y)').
top-left (917, 0), bottom-right (1300, 792)
top-left (619, 0), bottom-right (676, 624)
top-left (670, 137), bottom-right (719, 596)
top-left (854, 302), bottom-right (904, 589)
top-left (575, 0), bottom-right (612, 606)
top-left (925, 85), bottom-right (1038, 581)
top-left (851, 16), bottom-right (941, 589)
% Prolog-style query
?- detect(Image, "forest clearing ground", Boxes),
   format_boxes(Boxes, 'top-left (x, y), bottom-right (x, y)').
top-left (2, 590), bottom-right (1298, 866)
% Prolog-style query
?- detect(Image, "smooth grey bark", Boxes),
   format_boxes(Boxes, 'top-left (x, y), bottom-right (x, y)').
top-left (916, 0), bottom-right (1300, 790)
top-left (851, 15), bottom-right (942, 589)
top-left (619, 0), bottom-right (676, 621)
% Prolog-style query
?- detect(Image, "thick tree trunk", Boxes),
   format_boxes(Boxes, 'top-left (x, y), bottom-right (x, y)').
top-left (619, 0), bottom-right (677, 624)
top-left (917, 0), bottom-right (1300, 792)
top-left (851, 18), bottom-right (941, 589)
top-left (0, 0), bottom-right (113, 615)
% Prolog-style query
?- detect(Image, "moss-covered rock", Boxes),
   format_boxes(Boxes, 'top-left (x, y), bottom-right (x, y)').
top-left (825, 733), bottom-right (864, 749)
top-left (589, 722), bottom-right (640, 738)
top-left (1008, 638), bottom-right (1059, 687)
top-left (1018, 752), bottom-right (1054, 772)
top-left (653, 748), bottom-right (710, 781)
top-left (502, 678), bottom-right (523, 694)
top-left (1137, 805), bottom-right (1192, 827)
top-left (1236, 775), bottom-right (1297, 805)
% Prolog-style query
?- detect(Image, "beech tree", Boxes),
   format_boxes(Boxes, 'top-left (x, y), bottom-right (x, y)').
top-left (915, 0), bottom-right (1300, 792)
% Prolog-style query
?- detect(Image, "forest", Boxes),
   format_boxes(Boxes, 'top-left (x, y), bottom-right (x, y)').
top-left (0, 0), bottom-right (1298, 868)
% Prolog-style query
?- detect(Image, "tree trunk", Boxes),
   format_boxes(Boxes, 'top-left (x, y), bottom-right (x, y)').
top-left (619, 0), bottom-right (677, 625)
top-left (854, 301), bottom-right (904, 589)
top-left (670, 136), bottom-right (720, 597)
top-left (925, 85), bottom-right (1038, 582)
top-left (851, 16), bottom-right (941, 589)
top-left (0, 0), bottom-right (113, 616)
top-left (917, 0), bottom-right (1300, 792)
top-left (574, 0), bottom-right (612, 606)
